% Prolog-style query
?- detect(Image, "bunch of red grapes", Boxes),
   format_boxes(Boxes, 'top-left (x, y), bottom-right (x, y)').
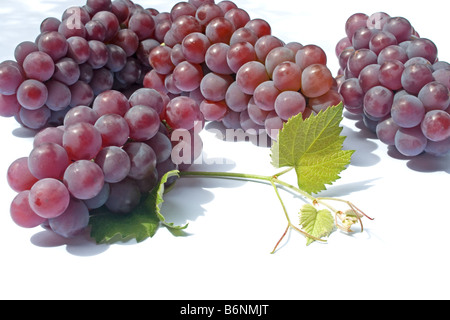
top-left (1, 0), bottom-right (340, 238)
top-left (336, 12), bottom-right (450, 157)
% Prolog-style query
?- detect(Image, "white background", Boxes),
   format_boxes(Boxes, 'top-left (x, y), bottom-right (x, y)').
top-left (0, 0), bottom-right (449, 300)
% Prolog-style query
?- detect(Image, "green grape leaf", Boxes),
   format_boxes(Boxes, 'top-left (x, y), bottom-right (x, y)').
top-left (89, 170), bottom-right (185, 244)
top-left (155, 170), bottom-right (189, 231)
top-left (271, 103), bottom-right (354, 194)
top-left (299, 204), bottom-right (335, 246)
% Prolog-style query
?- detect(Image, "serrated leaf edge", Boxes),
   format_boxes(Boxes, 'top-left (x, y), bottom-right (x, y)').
top-left (156, 170), bottom-right (189, 230)
top-left (299, 204), bottom-right (335, 246)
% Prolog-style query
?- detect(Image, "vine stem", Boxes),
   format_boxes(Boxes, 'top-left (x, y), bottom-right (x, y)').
top-left (178, 169), bottom-right (327, 251)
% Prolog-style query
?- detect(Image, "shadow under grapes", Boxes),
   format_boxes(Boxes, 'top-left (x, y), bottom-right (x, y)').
top-left (30, 228), bottom-right (110, 257)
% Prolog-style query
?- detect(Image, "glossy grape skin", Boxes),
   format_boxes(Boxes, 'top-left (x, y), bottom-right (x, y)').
top-left (358, 64), bottom-right (381, 92)
top-left (165, 96), bottom-right (202, 130)
top-left (86, 0), bottom-right (113, 15)
top-left (128, 9), bottom-right (155, 41)
top-left (14, 41), bottom-right (39, 66)
top-left (418, 81), bottom-right (450, 111)
top-left (22, 51), bottom-right (55, 82)
top-left (145, 132), bottom-right (173, 164)
top-left (28, 143), bottom-right (70, 180)
top-left (205, 43), bottom-right (233, 75)
top-left (225, 81), bottom-right (251, 112)
top-left (29, 178), bottom-right (70, 219)
top-left (88, 40), bottom-right (109, 69)
top-left (376, 117), bottom-right (400, 145)
top-left (205, 17), bottom-right (235, 44)
top-left (245, 18), bottom-right (271, 38)
top-left (57, 18), bottom-right (84, 38)
top-left (92, 90), bottom-right (131, 117)
top-left (395, 126), bottom-right (427, 157)
top-left (225, 8), bottom-right (251, 29)
top-left (369, 31), bottom-right (397, 55)
top-left (236, 61), bottom-right (270, 95)
top-left (200, 99), bottom-right (228, 121)
top-left (265, 47), bottom-right (295, 78)
top-left (391, 94), bottom-right (425, 128)
top-left (172, 61), bottom-right (204, 92)
top-left (421, 110), bottom-right (450, 142)
top-left (301, 64), bottom-right (333, 98)
top-left (377, 45), bottom-right (408, 65)
top-left (95, 146), bottom-right (131, 183)
top-left (200, 72), bottom-right (233, 102)
top-left (172, 14), bottom-right (202, 44)
top-left (0, 93), bottom-right (21, 118)
top-left (363, 85), bottom-right (394, 119)
top-left (378, 60), bottom-right (405, 91)
top-left (112, 29), bottom-right (140, 57)
top-left (253, 80), bottom-right (280, 112)
top-left (401, 63), bottom-right (434, 95)
top-left (69, 81), bottom-right (94, 107)
top-left (49, 198), bottom-right (90, 238)
top-left (37, 31), bottom-right (68, 61)
top-left (125, 105), bottom-right (160, 141)
top-left (347, 48), bottom-right (378, 77)
top-left (84, 182), bottom-right (110, 210)
top-left (295, 44), bottom-right (327, 70)
top-left (10, 191), bottom-right (47, 229)
top-left (245, 98), bottom-right (268, 125)
top-left (0, 61), bottom-right (24, 95)
top-left (66, 36), bottom-right (90, 64)
top-left (272, 61), bottom-right (302, 92)
top-left (227, 41), bottom-right (257, 73)
top-left (338, 47), bottom-right (355, 72)
top-left (19, 106), bottom-right (52, 129)
top-left (64, 105), bottom-right (99, 127)
top-left (274, 91), bottom-right (306, 121)
top-left (16, 79), bottom-right (48, 110)
top-left (254, 35), bottom-right (284, 63)
top-left (170, 1), bottom-right (196, 20)
top-left (33, 127), bottom-right (64, 147)
top-left (382, 16), bottom-right (413, 43)
top-left (63, 160), bottom-right (105, 200)
top-left (46, 80), bottom-right (72, 112)
top-left (182, 32), bottom-right (211, 64)
top-left (85, 20), bottom-right (106, 42)
top-left (424, 137), bottom-right (450, 156)
top-left (230, 27), bottom-right (258, 46)
top-left (366, 12), bottom-right (390, 30)
top-left (53, 57), bottom-right (80, 86)
top-left (195, 3), bottom-right (224, 27)
top-left (265, 111), bottom-right (284, 140)
top-left (338, 78), bottom-right (364, 113)
top-left (351, 27), bottom-right (375, 50)
top-left (105, 178), bottom-right (142, 214)
top-left (308, 90), bottom-right (343, 114)
top-left (149, 46), bottom-right (175, 75)
top-left (406, 38), bottom-right (438, 64)
top-left (128, 88), bottom-right (165, 115)
top-left (7, 157), bottom-right (39, 193)
top-left (63, 122), bottom-right (102, 161)
top-left (345, 13), bottom-right (369, 40)
top-left (432, 69), bottom-right (450, 90)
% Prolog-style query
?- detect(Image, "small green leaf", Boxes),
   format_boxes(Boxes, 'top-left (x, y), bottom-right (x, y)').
top-left (89, 170), bottom-right (185, 244)
top-left (271, 103), bottom-right (354, 194)
top-left (299, 204), bottom-right (335, 246)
